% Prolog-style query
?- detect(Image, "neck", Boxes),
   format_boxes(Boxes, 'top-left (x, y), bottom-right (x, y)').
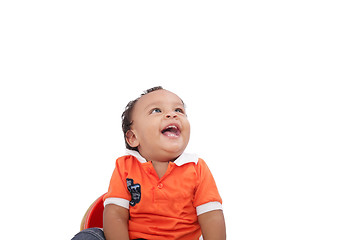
top-left (151, 160), bottom-right (169, 179)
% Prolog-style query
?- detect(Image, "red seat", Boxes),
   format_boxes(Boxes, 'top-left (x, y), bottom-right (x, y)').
top-left (80, 193), bottom-right (106, 230)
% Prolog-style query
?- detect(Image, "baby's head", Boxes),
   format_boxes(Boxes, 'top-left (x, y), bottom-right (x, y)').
top-left (122, 86), bottom-right (190, 162)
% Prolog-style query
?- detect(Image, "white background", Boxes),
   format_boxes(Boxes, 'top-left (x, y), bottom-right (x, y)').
top-left (1, 1), bottom-right (359, 239)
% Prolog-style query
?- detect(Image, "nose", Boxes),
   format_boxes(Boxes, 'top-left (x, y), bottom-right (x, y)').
top-left (165, 112), bottom-right (178, 119)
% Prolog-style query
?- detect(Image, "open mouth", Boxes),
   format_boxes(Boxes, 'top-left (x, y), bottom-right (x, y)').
top-left (161, 124), bottom-right (181, 137)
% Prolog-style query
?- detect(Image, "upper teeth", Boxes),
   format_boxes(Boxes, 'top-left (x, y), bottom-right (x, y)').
top-left (162, 125), bottom-right (178, 132)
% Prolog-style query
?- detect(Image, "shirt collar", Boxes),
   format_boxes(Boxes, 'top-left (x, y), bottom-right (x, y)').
top-left (125, 149), bottom-right (198, 166)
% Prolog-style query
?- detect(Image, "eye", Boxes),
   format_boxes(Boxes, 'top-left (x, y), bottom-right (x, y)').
top-left (150, 108), bottom-right (162, 114)
top-left (175, 108), bottom-right (185, 114)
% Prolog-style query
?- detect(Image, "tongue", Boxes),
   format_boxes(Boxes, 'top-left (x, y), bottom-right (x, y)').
top-left (162, 128), bottom-right (179, 137)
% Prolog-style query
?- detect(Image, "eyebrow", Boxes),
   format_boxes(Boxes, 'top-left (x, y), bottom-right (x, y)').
top-left (144, 100), bottom-right (185, 110)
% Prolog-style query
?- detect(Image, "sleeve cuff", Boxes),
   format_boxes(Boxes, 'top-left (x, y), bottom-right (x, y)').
top-left (103, 197), bottom-right (129, 209)
top-left (196, 201), bottom-right (223, 216)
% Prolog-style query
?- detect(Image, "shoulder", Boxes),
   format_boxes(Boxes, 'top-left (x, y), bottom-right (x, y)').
top-left (114, 155), bottom-right (141, 169)
top-left (197, 158), bottom-right (206, 165)
top-left (115, 155), bottom-right (132, 164)
top-left (195, 158), bottom-right (210, 170)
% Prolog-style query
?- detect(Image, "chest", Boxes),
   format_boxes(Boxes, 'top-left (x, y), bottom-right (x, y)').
top-left (125, 162), bottom-right (198, 216)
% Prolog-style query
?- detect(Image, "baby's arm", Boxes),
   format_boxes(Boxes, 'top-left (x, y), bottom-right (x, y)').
top-left (198, 210), bottom-right (226, 240)
top-left (103, 204), bottom-right (130, 240)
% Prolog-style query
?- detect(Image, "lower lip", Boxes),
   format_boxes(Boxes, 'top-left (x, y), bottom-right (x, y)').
top-left (162, 132), bottom-right (180, 138)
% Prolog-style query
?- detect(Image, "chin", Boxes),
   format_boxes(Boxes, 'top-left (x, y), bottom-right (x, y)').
top-left (163, 145), bottom-right (186, 158)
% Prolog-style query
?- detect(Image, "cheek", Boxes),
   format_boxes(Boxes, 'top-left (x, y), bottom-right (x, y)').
top-left (183, 121), bottom-right (191, 138)
top-left (140, 122), bottom-right (160, 138)
top-left (184, 118), bottom-right (191, 131)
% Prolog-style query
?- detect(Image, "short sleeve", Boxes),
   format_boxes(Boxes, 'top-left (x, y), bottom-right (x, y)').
top-left (193, 158), bottom-right (222, 215)
top-left (103, 157), bottom-right (131, 209)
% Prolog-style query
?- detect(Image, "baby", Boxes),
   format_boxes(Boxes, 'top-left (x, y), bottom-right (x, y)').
top-left (72, 86), bottom-right (226, 240)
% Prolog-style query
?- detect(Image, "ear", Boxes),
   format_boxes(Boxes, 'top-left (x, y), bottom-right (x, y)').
top-left (125, 130), bottom-right (139, 148)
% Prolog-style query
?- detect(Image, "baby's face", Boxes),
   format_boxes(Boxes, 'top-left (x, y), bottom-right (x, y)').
top-left (127, 90), bottom-right (190, 162)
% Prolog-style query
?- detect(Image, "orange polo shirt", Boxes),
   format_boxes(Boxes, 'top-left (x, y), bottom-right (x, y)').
top-left (103, 150), bottom-right (222, 240)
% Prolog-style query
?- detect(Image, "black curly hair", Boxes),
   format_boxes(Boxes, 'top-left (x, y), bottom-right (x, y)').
top-left (121, 86), bottom-right (164, 151)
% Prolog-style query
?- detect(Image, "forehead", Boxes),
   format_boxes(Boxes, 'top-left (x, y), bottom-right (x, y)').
top-left (135, 90), bottom-right (184, 110)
